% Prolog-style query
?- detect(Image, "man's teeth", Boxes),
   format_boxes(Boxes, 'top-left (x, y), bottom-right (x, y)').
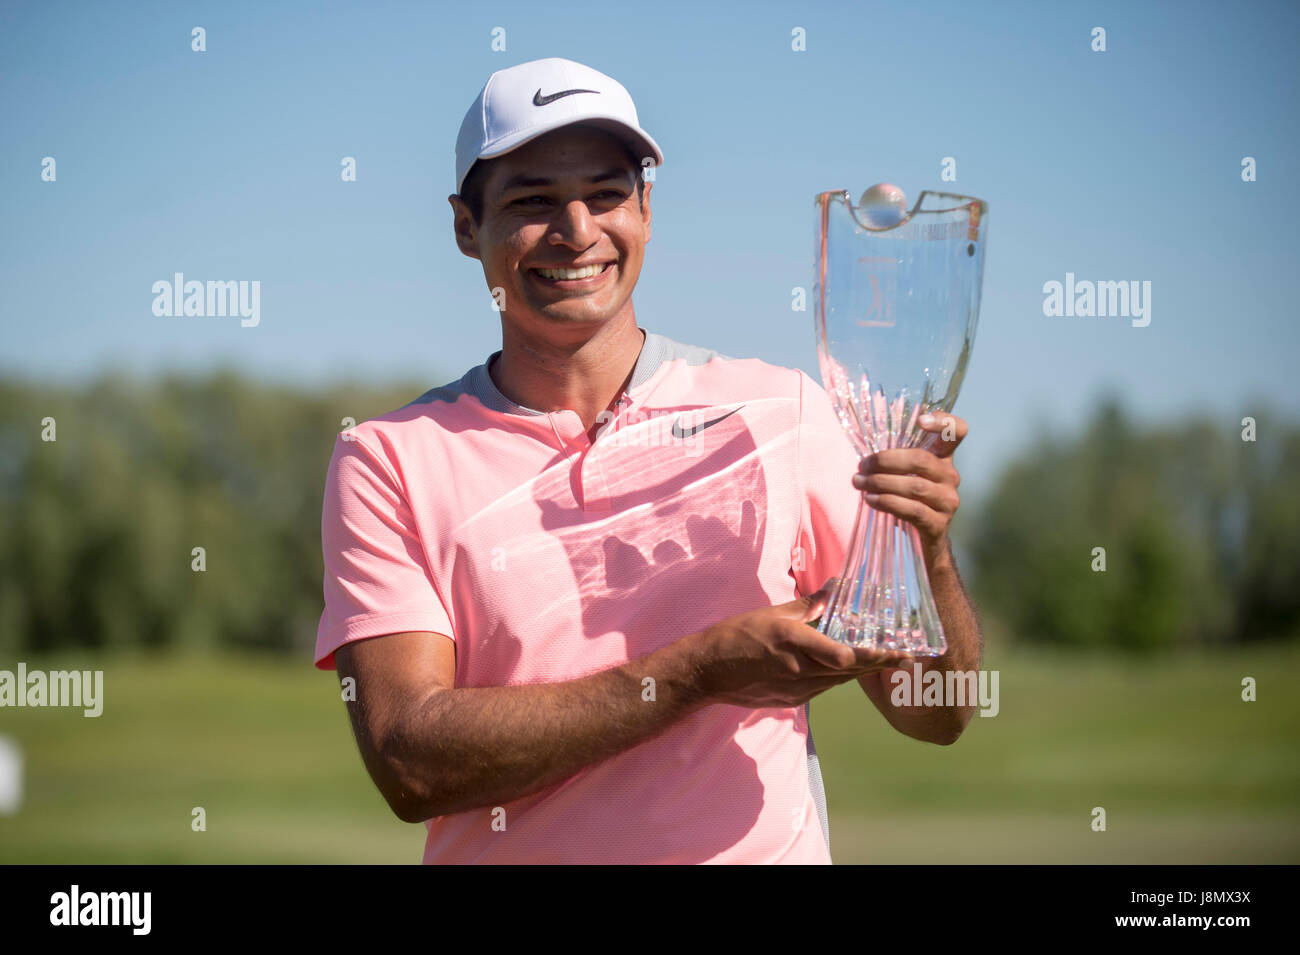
top-left (536, 264), bottom-right (607, 280)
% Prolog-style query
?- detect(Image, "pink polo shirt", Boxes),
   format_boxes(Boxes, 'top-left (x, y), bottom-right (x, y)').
top-left (315, 329), bottom-right (861, 864)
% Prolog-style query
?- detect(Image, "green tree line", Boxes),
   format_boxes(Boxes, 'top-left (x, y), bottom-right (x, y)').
top-left (1, 375), bottom-right (1295, 656)
top-left (967, 397), bottom-right (1300, 648)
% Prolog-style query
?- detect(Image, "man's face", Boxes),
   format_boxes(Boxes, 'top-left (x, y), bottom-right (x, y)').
top-left (450, 124), bottom-right (652, 339)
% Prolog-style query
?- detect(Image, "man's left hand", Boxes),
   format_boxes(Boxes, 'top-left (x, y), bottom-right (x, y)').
top-left (851, 412), bottom-right (967, 568)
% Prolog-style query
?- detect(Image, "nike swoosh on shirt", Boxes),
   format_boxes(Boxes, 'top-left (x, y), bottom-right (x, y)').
top-left (671, 405), bottom-right (745, 439)
top-left (533, 88), bottom-right (599, 106)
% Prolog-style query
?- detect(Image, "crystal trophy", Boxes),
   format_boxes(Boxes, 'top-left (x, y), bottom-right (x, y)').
top-left (812, 184), bottom-right (988, 654)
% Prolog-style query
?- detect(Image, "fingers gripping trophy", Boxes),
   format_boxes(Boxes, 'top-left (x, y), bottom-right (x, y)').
top-left (812, 183), bottom-right (988, 654)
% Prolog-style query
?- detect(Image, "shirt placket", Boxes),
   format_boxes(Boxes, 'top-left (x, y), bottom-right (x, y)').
top-left (547, 396), bottom-right (625, 513)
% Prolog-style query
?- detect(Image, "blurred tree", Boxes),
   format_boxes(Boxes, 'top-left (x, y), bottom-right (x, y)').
top-left (0, 371), bottom-right (427, 657)
top-left (968, 394), bottom-right (1298, 649)
top-left (1238, 427), bottom-right (1300, 641)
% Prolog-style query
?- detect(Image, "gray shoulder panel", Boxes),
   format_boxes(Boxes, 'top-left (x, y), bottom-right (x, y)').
top-left (630, 331), bottom-right (734, 390)
top-left (403, 379), bottom-right (468, 409)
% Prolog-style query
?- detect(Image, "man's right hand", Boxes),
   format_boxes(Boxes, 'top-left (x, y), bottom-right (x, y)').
top-left (690, 584), bottom-right (915, 709)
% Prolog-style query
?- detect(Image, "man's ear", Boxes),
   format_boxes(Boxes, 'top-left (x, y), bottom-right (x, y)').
top-left (640, 180), bottom-right (652, 243)
top-left (448, 194), bottom-right (481, 260)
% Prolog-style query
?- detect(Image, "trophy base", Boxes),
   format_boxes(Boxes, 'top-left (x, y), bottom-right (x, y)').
top-left (817, 614), bottom-right (944, 656)
top-left (814, 499), bottom-right (948, 657)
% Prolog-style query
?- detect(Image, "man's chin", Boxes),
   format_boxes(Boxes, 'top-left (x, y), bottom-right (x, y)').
top-left (519, 298), bottom-right (622, 326)
top-left (527, 314), bottom-right (608, 332)
top-left (506, 306), bottom-right (632, 342)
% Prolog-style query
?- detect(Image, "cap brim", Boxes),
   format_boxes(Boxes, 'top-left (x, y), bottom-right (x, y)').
top-left (473, 116), bottom-right (663, 184)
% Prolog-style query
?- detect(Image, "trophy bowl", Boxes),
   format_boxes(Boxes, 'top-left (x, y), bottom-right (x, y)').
top-left (813, 185), bottom-right (988, 654)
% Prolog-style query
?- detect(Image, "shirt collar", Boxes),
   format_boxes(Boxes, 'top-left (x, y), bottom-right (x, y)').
top-left (470, 328), bottom-right (667, 417)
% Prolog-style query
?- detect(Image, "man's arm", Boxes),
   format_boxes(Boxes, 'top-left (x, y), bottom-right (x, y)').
top-left (337, 629), bottom-right (708, 822)
top-left (336, 588), bottom-right (914, 823)
top-left (850, 412), bottom-right (983, 745)
top-left (859, 538), bottom-right (983, 745)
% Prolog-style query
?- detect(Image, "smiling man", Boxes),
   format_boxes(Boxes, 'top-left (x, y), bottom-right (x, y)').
top-left (314, 57), bottom-right (983, 864)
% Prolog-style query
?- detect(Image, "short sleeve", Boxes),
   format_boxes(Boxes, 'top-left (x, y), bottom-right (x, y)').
top-left (314, 433), bottom-right (454, 670)
top-left (791, 370), bottom-right (863, 599)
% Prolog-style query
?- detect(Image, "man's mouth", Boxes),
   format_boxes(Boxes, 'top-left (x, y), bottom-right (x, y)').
top-left (530, 262), bottom-right (613, 284)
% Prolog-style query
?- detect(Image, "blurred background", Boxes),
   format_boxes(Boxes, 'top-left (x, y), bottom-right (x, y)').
top-left (1, 0), bottom-right (1297, 863)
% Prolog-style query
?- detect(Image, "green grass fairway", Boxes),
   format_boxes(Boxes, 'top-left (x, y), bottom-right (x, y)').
top-left (811, 643), bottom-right (1300, 863)
top-left (1, 643), bottom-right (1297, 863)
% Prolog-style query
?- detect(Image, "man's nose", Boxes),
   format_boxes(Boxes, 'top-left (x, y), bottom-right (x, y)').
top-left (548, 199), bottom-right (601, 247)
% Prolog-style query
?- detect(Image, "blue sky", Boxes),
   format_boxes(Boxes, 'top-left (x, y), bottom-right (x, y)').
top-left (2, 0), bottom-right (1297, 501)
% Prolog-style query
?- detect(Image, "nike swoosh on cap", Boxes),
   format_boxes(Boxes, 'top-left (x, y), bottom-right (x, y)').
top-left (671, 405), bottom-right (745, 439)
top-left (533, 87), bottom-right (599, 106)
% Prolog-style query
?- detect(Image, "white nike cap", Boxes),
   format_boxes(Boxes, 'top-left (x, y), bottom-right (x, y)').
top-left (454, 57), bottom-right (664, 195)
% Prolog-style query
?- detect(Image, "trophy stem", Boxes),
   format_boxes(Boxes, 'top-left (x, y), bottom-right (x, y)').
top-left (817, 494), bottom-right (948, 655)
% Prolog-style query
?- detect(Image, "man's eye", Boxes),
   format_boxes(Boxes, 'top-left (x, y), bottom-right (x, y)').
top-left (512, 191), bottom-right (625, 208)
